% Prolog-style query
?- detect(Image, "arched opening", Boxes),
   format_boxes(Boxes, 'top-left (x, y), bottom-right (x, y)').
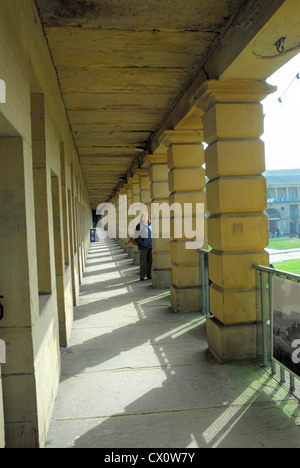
top-left (265, 208), bottom-right (281, 236)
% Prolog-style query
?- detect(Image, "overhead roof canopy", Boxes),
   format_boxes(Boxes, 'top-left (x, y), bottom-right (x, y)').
top-left (34, 0), bottom-right (298, 209)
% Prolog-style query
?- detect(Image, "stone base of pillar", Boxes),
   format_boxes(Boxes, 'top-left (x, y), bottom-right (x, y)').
top-left (152, 269), bottom-right (172, 289)
top-left (127, 245), bottom-right (134, 259)
top-left (206, 316), bottom-right (257, 363)
top-left (133, 250), bottom-right (140, 265)
top-left (170, 285), bottom-right (201, 313)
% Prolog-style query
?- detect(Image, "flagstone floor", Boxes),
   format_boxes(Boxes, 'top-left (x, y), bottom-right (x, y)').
top-left (45, 239), bottom-right (300, 448)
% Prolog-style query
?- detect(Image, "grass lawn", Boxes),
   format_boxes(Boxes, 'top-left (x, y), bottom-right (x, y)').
top-left (273, 259), bottom-right (300, 275)
top-left (268, 237), bottom-right (300, 250)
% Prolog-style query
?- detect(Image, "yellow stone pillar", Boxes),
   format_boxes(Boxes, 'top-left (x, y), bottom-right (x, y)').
top-left (193, 79), bottom-right (275, 362)
top-left (130, 174), bottom-right (141, 265)
top-left (131, 175), bottom-right (141, 208)
top-left (160, 130), bottom-right (207, 312)
top-left (110, 195), bottom-right (118, 241)
top-left (113, 193), bottom-right (120, 244)
top-left (148, 152), bottom-right (172, 288)
top-left (139, 169), bottom-right (151, 215)
top-left (126, 183), bottom-right (134, 258)
top-left (31, 93), bottom-right (52, 294)
top-left (0, 136), bottom-right (40, 446)
top-left (118, 186), bottom-right (127, 251)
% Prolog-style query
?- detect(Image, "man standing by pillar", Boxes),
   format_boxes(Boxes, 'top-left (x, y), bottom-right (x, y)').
top-left (135, 212), bottom-right (153, 281)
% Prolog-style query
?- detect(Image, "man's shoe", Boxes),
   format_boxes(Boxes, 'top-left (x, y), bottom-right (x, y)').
top-left (140, 278), bottom-right (145, 281)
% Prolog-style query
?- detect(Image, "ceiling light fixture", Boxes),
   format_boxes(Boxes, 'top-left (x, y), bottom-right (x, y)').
top-left (135, 146), bottom-right (145, 153)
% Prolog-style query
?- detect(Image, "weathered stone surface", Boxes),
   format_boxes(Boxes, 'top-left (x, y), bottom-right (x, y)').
top-left (35, 0), bottom-right (247, 207)
top-left (36, 0), bottom-right (242, 29)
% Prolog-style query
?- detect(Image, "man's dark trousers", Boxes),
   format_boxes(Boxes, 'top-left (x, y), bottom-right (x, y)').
top-left (140, 248), bottom-right (153, 279)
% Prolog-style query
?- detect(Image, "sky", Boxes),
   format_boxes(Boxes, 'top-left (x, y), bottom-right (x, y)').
top-left (262, 52), bottom-right (300, 171)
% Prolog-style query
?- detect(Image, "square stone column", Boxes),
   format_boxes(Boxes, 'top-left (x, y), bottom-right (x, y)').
top-left (131, 175), bottom-right (141, 208)
top-left (113, 193), bottom-right (120, 244)
top-left (110, 195), bottom-right (118, 241)
top-left (139, 169), bottom-right (151, 214)
top-left (31, 93), bottom-right (52, 294)
top-left (126, 184), bottom-right (134, 258)
top-left (118, 186), bottom-right (127, 250)
top-left (130, 175), bottom-right (141, 265)
top-left (160, 130), bottom-right (207, 312)
top-left (193, 79), bottom-right (276, 362)
top-left (148, 152), bottom-right (172, 288)
top-left (0, 137), bottom-right (40, 446)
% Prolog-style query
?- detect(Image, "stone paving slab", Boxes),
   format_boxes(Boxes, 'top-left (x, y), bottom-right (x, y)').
top-left (49, 360), bottom-right (299, 420)
top-left (46, 401), bottom-right (300, 449)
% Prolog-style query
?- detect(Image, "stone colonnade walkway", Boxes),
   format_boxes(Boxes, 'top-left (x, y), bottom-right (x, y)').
top-left (45, 239), bottom-right (300, 448)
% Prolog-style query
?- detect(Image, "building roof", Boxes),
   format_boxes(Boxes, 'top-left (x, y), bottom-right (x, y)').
top-left (264, 169), bottom-right (300, 186)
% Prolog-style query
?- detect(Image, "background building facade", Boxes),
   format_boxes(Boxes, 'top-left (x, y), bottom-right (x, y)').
top-left (266, 170), bottom-right (300, 237)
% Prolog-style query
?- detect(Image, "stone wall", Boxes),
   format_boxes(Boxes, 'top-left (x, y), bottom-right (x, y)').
top-left (0, 0), bottom-right (91, 447)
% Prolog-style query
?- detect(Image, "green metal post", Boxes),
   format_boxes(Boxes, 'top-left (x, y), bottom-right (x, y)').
top-left (199, 251), bottom-right (205, 315)
top-left (290, 373), bottom-right (295, 393)
top-left (260, 271), bottom-right (268, 367)
top-left (280, 367), bottom-right (286, 384)
top-left (199, 249), bottom-right (210, 317)
top-left (268, 271), bottom-right (276, 375)
top-left (204, 252), bottom-right (210, 316)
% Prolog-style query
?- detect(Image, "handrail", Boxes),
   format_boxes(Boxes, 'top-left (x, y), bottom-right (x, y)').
top-left (253, 263), bottom-right (300, 282)
top-left (253, 263), bottom-right (300, 394)
top-left (198, 248), bottom-right (210, 255)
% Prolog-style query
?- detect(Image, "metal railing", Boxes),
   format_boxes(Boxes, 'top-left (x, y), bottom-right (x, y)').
top-left (198, 249), bottom-right (210, 316)
top-left (253, 263), bottom-right (300, 396)
top-left (197, 251), bottom-right (300, 395)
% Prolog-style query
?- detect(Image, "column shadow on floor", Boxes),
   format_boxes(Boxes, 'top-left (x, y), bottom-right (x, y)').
top-left (46, 240), bottom-right (300, 448)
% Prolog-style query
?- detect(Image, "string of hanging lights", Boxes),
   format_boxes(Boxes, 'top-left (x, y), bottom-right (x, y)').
top-left (264, 72), bottom-right (300, 117)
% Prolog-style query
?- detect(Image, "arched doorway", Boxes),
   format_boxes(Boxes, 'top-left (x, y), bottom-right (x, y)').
top-left (265, 208), bottom-right (281, 236)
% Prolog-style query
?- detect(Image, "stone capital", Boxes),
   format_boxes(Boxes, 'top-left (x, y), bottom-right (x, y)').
top-left (128, 174), bottom-right (139, 184)
top-left (158, 129), bottom-right (204, 148)
top-left (153, 143), bottom-right (168, 156)
top-left (191, 79), bottom-right (276, 112)
top-left (136, 168), bottom-right (149, 177)
top-left (174, 107), bottom-right (204, 131)
top-left (119, 186), bottom-right (127, 195)
top-left (140, 155), bottom-right (152, 169)
top-left (146, 153), bottom-right (168, 165)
